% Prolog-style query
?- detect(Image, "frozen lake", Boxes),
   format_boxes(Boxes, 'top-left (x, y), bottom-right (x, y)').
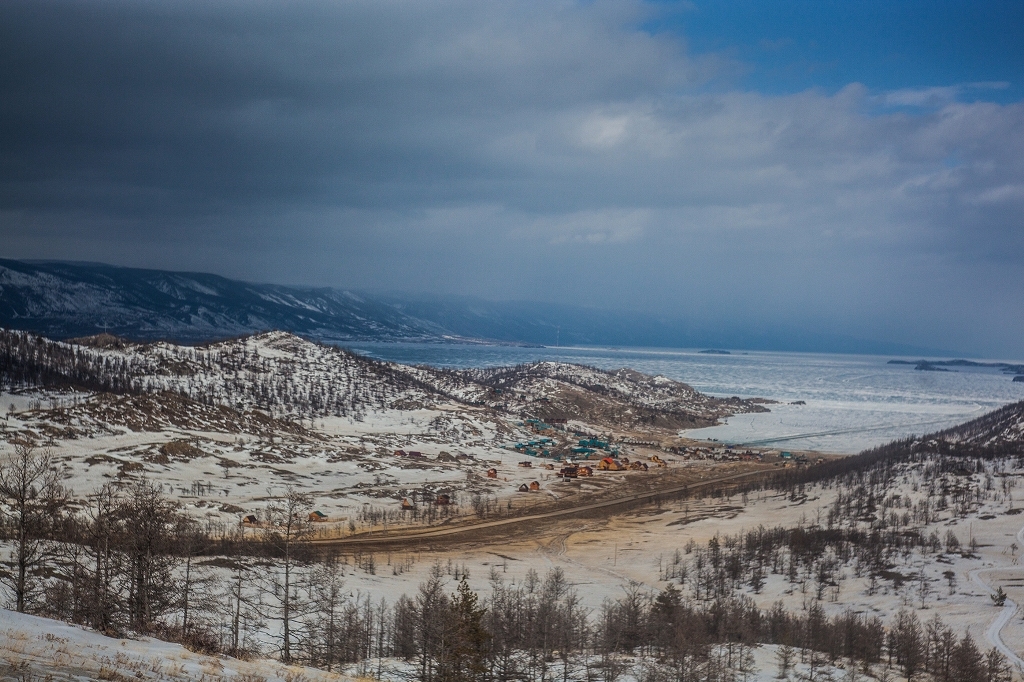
top-left (341, 342), bottom-right (1024, 454)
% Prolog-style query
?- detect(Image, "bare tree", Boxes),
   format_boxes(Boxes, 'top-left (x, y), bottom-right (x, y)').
top-left (263, 486), bottom-right (313, 663)
top-left (0, 443), bottom-right (66, 612)
top-left (175, 516), bottom-right (218, 642)
top-left (222, 559), bottom-right (265, 657)
top-left (119, 478), bottom-right (182, 632)
top-left (301, 556), bottom-right (347, 670)
top-left (414, 564), bottom-right (449, 682)
top-left (917, 572), bottom-right (932, 609)
top-left (83, 483), bottom-right (120, 632)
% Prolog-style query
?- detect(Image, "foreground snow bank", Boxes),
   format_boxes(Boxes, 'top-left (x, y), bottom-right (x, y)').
top-left (0, 609), bottom-right (354, 682)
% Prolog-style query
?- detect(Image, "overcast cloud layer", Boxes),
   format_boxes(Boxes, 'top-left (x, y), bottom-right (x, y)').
top-left (2, 1), bottom-right (1023, 357)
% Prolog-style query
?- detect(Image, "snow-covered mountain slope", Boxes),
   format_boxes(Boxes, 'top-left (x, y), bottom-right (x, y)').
top-left (0, 329), bottom-right (451, 418)
top-left (0, 329), bottom-right (763, 428)
top-left (460, 361), bottom-right (769, 429)
top-left (0, 259), bottom-right (448, 342)
top-left (0, 609), bottom-right (356, 682)
top-left (929, 399), bottom-right (1024, 449)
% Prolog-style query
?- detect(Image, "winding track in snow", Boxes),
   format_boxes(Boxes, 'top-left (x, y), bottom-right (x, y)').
top-left (967, 521), bottom-right (1024, 671)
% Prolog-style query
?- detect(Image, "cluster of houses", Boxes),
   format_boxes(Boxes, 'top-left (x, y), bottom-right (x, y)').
top-left (399, 493), bottom-right (452, 510)
top-left (662, 445), bottom-right (820, 467)
top-left (775, 451), bottom-right (819, 467)
top-left (523, 418), bottom-right (557, 433)
top-left (517, 454), bottom-right (653, 475)
top-left (500, 428), bottom-right (679, 499)
top-left (557, 464), bottom-right (593, 478)
top-left (247, 437), bottom-right (829, 526)
top-left (513, 461), bottom-right (600, 492)
top-left (571, 437), bottom-right (620, 458)
top-left (382, 424), bottom-right (830, 517)
top-left (666, 445), bottom-right (762, 462)
top-left (596, 456), bottom-right (650, 471)
top-left (510, 433), bottom-right (624, 463)
top-left (393, 449), bottom-right (474, 462)
top-left (241, 510), bottom-right (331, 526)
top-left (512, 437), bottom-right (554, 457)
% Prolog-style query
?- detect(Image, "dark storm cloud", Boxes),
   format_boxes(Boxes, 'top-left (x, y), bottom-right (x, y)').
top-left (0, 0), bottom-right (700, 214)
top-left (1, 1), bottom-right (1023, 357)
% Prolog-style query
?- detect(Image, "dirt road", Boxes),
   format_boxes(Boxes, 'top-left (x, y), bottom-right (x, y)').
top-left (311, 466), bottom-right (769, 551)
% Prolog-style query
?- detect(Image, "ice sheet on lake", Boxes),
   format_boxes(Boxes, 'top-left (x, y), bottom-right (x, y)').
top-left (345, 343), bottom-right (1024, 453)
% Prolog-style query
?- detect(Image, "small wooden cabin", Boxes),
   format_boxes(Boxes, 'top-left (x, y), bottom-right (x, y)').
top-left (242, 514), bottom-right (259, 525)
top-left (529, 481), bottom-right (541, 492)
top-left (518, 461), bottom-right (533, 468)
top-left (518, 483), bottom-right (530, 492)
top-left (308, 510), bottom-right (328, 522)
top-left (486, 468), bottom-right (498, 478)
top-left (401, 498), bottom-right (415, 510)
top-left (435, 494), bottom-right (451, 505)
top-left (578, 466), bottom-right (593, 477)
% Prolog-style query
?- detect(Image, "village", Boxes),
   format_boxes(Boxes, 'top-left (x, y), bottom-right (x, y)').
top-left (217, 410), bottom-right (826, 534)
top-left (364, 416), bottom-right (822, 525)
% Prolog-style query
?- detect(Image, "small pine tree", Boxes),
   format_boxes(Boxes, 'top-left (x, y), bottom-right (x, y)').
top-left (439, 578), bottom-right (490, 682)
top-left (985, 646), bottom-right (1013, 682)
top-left (776, 644), bottom-right (795, 679)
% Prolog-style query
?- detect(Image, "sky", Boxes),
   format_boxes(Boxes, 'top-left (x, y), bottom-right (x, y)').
top-left (1, 0), bottom-right (1023, 358)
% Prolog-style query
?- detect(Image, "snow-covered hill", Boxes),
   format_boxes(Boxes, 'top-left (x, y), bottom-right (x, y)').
top-left (0, 328), bottom-right (763, 428)
top-left (0, 609), bottom-right (356, 682)
top-left (0, 328), bottom-right (767, 526)
top-left (0, 329), bottom-right (448, 418)
top-left (930, 399), bottom-right (1024, 449)
top-left (463, 361), bottom-right (769, 429)
top-left (0, 607), bottom-right (875, 682)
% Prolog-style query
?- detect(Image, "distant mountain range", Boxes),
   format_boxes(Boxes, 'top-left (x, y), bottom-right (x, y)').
top-left (0, 258), bottom-right (955, 355)
top-left (0, 259), bottom-right (446, 343)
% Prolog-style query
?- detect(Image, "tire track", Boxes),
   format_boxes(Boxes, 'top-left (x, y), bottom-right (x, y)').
top-left (968, 521), bottom-right (1024, 672)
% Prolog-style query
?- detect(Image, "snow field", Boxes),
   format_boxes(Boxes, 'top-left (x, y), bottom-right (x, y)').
top-left (0, 609), bottom-right (357, 682)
